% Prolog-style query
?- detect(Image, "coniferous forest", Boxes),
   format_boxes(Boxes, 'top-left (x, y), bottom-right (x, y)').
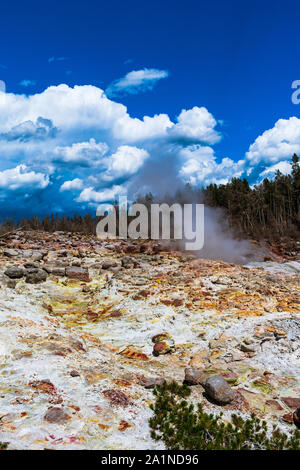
top-left (1, 154), bottom-right (299, 243)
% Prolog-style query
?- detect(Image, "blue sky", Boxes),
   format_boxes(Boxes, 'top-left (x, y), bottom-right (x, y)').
top-left (0, 0), bottom-right (300, 218)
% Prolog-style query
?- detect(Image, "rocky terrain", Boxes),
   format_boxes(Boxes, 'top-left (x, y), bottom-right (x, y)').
top-left (0, 231), bottom-right (299, 449)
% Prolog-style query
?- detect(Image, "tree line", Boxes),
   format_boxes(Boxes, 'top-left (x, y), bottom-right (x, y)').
top-left (1, 154), bottom-right (299, 241)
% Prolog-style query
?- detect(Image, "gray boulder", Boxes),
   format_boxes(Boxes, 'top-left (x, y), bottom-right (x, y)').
top-left (3, 249), bottom-right (19, 257)
top-left (142, 377), bottom-right (165, 389)
top-left (121, 256), bottom-right (135, 268)
top-left (204, 375), bottom-right (235, 404)
top-left (25, 268), bottom-right (47, 284)
top-left (4, 266), bottom-right (25, 279)
top-left (184, 368), bottom-right (207, 386)
top-left (101, 259), bottom-right (119, 270)
top-left (43, 266), bottom-right (66, 276)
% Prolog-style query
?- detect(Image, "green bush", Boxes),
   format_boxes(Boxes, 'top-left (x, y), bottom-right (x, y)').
top-left (0, 441), bottom-right (8, 450)
top-left (149, 381), bottom-right (300, 450)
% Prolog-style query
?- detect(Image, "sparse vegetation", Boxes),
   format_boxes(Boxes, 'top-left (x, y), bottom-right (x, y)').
top-left (149, 381), bottom-right (300, 450)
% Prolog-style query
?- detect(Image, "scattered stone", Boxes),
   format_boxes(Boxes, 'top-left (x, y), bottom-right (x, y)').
top-left (109, 309), bottom-right (122, 318)
top-left (120, 346), bottom-right (149, 360)
top-left (66, 266), bottom-right (90, 282)
top-left (25, 268), bottom-right (47, 284)
top-left (101, 259), bottom-right (119, 270)
top-left (70, 370), bottom-right (80, 377)
top-left (281, 397), bottom-right (300, 409)
top-left (6, 279), bottom-right (17, 289)
top-left (141, 377), bottom-right (165, 389)
top-left (22, 250), bottom-right (45, 261)
top-left (30, 250), bottom-right (45, 262)
top-left (43, 266), bottom-right (66, 276)
top-left (282, 412), bottom-right (294, 424)
top-left (293, 408), bottom-right (300, 428)
top-left (265, 399), bottom-right (284, 411)
top-left (204, 375), bottom-right (236, 404)
top-left (153, 341), bottom-right (171, 356)
top-left (209, 334), bottom-right (228, 350)
top-left (28, 379), bottom-right (56, 394)
top-left (121, 256), bottom-right (136, 268)
top-left (152, 332), bottom-right (171, 343)
top-left (230, 351), bottom-right (246, 361)
top-left (24, 262), bottom-right (39, 269)
top-left (184, 368), bottom-right (207, 386)
top-left (118, 420), bottom-right (131, 431)
top-left (4, 266), bottom-right (25, 279)
top-left (240, 342), bottom-right (258, 353)
top-left (102, 389), bottom-right (130, 407)
top-left (3, 248), bottom-right (19, 257)
top-left (44, 407), bottom-right (70, 424)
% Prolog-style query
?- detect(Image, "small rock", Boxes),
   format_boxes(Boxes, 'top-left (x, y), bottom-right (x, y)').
top-left (6, 279), bottom-right (17, 289)
top-left (142, 377), bottom-right (165, 389)
top-left (101, 259), bottom-right (119, 270)
top-left (152, 332), bottom-right (175, 356)
top-left (4, 266), bottom-right (25, 279)
top-left (43, 266), bottom-right (66, 276)
top-left (240, 342), bottom-right (258, 353)
top-left (44, 407), bottom-right (70, 424)
top-left (230, 350), bottom-right (246, 361)
top-left (66, 266), bottom-right (90, 282)
top-left (265, 399), bottom-right (284, 411)
top-left (102, 389), bottom-right (130, 407)
top-left (293, 408), bottom-right (300, 428)
top-left (281, 397), bottom-right (300, 409)
top-left (82, 285), bottom-right (90, 293)
top-left (3, 248), bottom-right (19, 257)
top-left (24, 262), bottom-right (39, 269)
top-left (109, 266), bottom-right (121, 274)
top-left (184, 368), bottom-right (207, 386)
top-left (118, 420), bottom-right (131, 431)
top-left (152, 332), bottom-right (171, 343)
top-left (70, 370), bottom-right (80, 377)
top-left (204, 375), bottom-right (235, 404)
top-left (30, 250), bottom-right (45, 262)
top-left (121, 256), bottom-right (136, 268)
top-left (25, 269), bottom-right (47, 284)
top-left (209, 334), bottom-right (228, 350)
top-left (153, 341), bottom-right (171, 356)
top-left (282, 412), bottom-right (294, 424)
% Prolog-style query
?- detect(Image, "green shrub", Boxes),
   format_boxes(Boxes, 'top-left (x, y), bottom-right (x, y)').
top-left (149, 381), bottom-right (300, 450)
top-left (0, 441), bottom-right (8, 450)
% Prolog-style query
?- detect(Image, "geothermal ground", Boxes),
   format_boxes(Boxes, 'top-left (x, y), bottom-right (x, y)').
top-left (0, 231), bottom-right (299, 449)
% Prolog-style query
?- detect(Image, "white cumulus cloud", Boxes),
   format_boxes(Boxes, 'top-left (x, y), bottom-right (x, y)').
top-left (76, 184), bottom-right (125, 203)
top-left (0, 164), bottom-right (49, 190)
top-left (102, 145), bottom-right (149, 180)
top-left (60, 178), bottom-right (84, 191)
top-left (246, 117), bottom-right (300, 165)
top-left (179, 146), bottom-right (244, 185)
top-left (0, 83), bottom-right (297, 213)
top-left (169, 107), bottom-right (221, 145)
top-left (53, 138), bottom-right (108, 166)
